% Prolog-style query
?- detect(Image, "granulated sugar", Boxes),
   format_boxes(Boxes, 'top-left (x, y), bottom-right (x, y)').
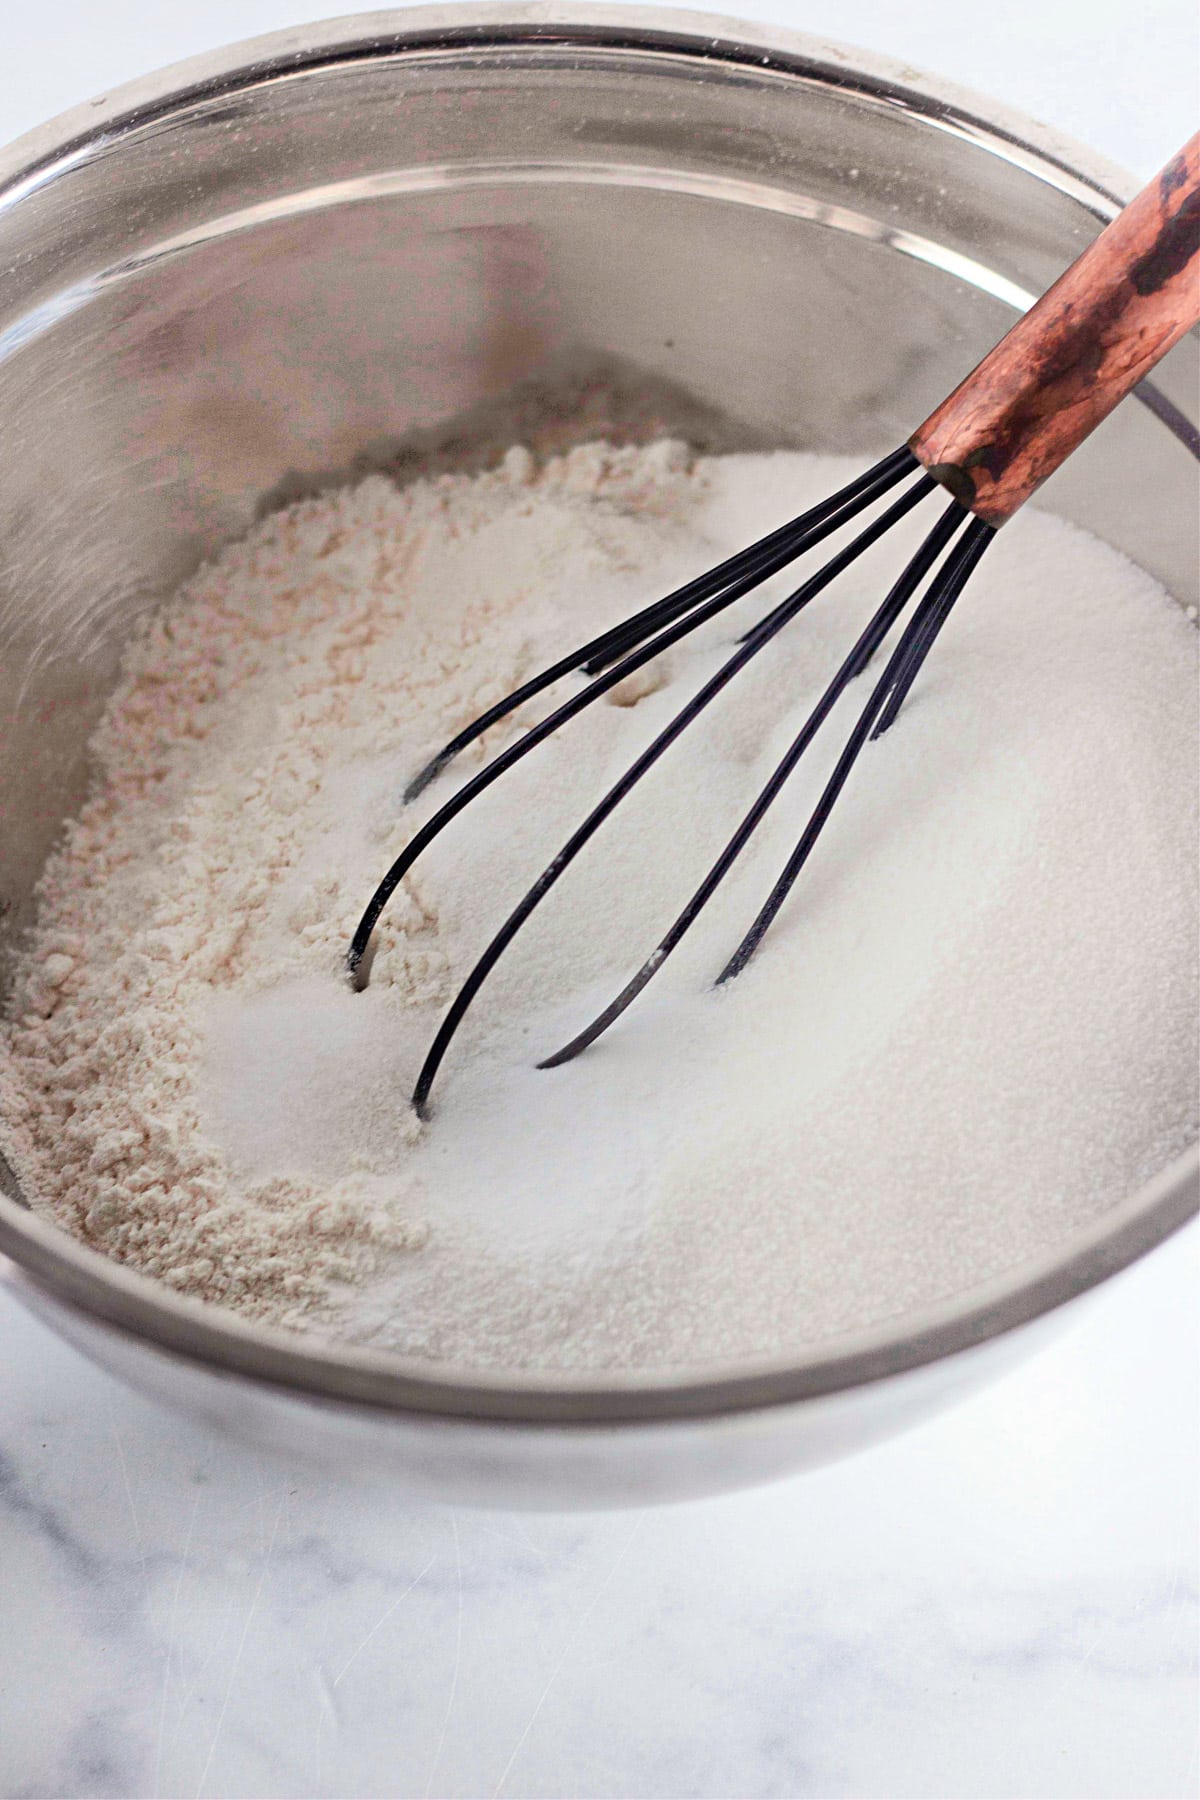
top-left (1, 443), bottom-right (1196, 1371)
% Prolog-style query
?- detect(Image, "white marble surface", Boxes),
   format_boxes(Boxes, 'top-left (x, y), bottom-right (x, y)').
top-left (3, 3), bottom-right (1199, 1796)
top-left (0, 1232), bottom-right (1195, 1799)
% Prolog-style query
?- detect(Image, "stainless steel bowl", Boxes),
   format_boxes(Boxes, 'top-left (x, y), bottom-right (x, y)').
top-left (1, 5), bottom-right (1195, 1508)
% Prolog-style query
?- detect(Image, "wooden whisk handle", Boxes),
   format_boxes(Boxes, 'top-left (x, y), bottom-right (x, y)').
top-left (910, 133), bottom-right (1200, 525)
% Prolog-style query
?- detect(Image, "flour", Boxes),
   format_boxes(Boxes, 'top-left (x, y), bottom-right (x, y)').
top-left (1, 442), bottom-right (1196, 1371)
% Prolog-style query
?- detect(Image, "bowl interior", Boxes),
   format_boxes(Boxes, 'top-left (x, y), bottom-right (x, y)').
top-left (0, 14), bottom-right (1195, 1401)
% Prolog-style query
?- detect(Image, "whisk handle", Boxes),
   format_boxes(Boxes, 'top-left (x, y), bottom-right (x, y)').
top-left (910, 132), bottom-right (1200, 525)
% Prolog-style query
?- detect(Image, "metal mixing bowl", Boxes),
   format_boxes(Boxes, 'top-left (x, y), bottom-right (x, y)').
top-left (0, 5), bottom-right (1196, 1507)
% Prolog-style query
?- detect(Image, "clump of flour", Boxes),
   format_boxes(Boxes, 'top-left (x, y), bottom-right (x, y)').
top-left (0, 441), bottom-right (1196, 1368)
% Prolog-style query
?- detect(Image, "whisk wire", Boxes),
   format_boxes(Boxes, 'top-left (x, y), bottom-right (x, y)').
top-left (408, 474), bottom-right (938, 1114)
top-left (401, 447), bottom-right (916, 801)
top-left (870, 523), bottom-right (991, 739)
top-left (581, 447), bottom-right (919, 674)
top-left (348, 448), bottom-right (920, 982)
top-left (538, 498), bottom-right (971, 1069)
top-left (716, 514), bottom-right (994, 984)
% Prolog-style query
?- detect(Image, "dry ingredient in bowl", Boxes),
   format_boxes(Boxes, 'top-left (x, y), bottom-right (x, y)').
top-left (0, 441), bottom-right (1196, 1372)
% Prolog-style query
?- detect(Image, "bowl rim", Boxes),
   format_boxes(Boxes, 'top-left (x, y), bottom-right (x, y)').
top-left (0, 3), bottom-right (1196, 1427)
top-left (0, 3), bottom-right (1144, 211)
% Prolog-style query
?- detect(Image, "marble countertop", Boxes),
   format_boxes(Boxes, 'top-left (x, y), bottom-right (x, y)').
top-left (2, 1232), bottom-right (1196, 1798)
top-left (3, 4), bottom-right (1198, 1796)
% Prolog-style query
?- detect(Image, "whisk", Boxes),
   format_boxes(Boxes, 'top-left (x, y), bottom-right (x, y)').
top-left (350, 134), bottom-right (1200, 1116)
